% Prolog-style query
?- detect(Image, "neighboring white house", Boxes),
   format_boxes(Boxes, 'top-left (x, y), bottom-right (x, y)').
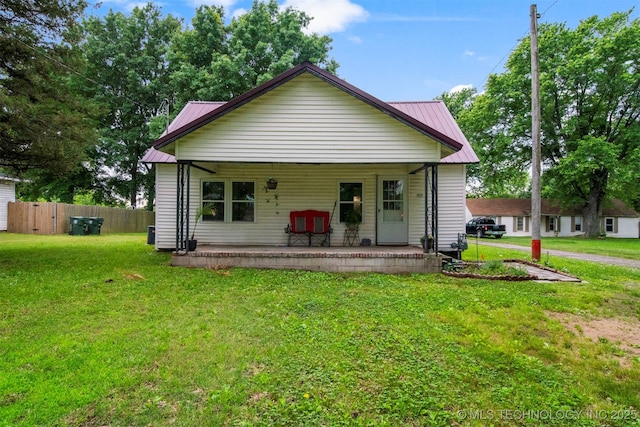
top-left (142, 62), bottom-right (478, 254)
top-left (466, 198), bottom-right (640, 238)
top-left (0, 174), bottom-right (18, 231)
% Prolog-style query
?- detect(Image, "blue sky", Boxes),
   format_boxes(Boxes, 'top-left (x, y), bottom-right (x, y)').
top-left (94, 0), bottom-right (639, 101)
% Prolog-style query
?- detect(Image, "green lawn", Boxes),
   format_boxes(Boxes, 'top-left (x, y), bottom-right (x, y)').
top-left (494, 236), bottom-right (640, 260)
top-left (1, 234), bottom-right (639, 426)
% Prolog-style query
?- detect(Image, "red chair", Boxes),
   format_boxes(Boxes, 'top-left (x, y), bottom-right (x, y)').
top-left (285, 210), bottom-right (332, 246)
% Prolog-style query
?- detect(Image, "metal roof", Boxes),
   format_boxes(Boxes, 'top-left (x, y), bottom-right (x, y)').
top-left (142, 63), bottom-right (479, 164)
top-left (141, 101), bottom-right (224, 163)
top-left (389, 101), bottom-right (478, 164)
top-left (466, 198), bottom-right (639, 218)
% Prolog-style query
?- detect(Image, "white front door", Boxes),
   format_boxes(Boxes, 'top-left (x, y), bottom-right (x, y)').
top-left (377, 177), bottom-right (408, 245)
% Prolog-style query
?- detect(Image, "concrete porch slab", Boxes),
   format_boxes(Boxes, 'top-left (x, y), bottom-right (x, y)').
top-left (171, 245), bottom-right (443, 274)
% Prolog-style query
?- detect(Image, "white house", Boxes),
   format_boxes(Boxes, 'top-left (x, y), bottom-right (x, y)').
top-left (142, 62), bottom-right (478, 268)
top-left (0, 174), bottom-right (18, 231)
top-left (466, 198), bottom-right (639, 238)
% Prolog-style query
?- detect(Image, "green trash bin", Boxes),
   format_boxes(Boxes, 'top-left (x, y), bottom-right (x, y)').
top-left (69, 216), bottom-right (88, 235)
top-left (87, 217), bottom-right (104, 235)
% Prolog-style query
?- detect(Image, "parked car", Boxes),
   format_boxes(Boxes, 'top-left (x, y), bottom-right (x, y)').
top-left (466, 217), bottom-right (507, 238)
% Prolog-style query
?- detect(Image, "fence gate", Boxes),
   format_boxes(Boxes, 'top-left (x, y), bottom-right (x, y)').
top-left (7, 201), bottom-right (155, 234)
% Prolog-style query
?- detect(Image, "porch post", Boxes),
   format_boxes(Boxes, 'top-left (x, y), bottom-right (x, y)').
top-left (175, 161), bottom-right (192, 253)
top-left (185, 162), bottom-right (191, 253)
top-left (431, 164), bottom-right (438, 253)
top-left (176, 162), bottom-right (185, 252)
top-left (423, 163), bottom-right (439, 254)
top-left (424, 164), bottom-right (429, 254)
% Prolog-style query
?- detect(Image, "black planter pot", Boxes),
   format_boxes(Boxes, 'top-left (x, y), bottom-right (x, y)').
top-left (186, 239), bottom-right (197, 251)
top-left (266, 181), bottom-right (278, 190)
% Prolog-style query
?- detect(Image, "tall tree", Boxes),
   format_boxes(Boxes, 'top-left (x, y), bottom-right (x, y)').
top-left (467, 11), bottom-right (640, 236)
top-left (81, 4), bottom-right (181, 208)
top-left (166, 0), bottom-right (338, 110)
top-left (0, 0), bottom-right (95, 186)
top-left (438, 86), bottom-right (532, 198)
top-left (166, 5), bottom-right (227, 109)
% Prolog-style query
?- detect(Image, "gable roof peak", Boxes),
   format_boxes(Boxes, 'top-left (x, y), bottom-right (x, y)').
top-left (151, 61), bottom-right (464, 153)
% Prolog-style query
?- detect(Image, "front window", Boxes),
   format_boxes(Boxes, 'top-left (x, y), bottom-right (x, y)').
top-left (202, 180), bottom-right (255, 222)
top-left (232, 181), bottom-right (255, 222)
top-left (574, 216), bottom-right (582, 232)
top-left (605, 217), bottom-right (614, 233)
top-left (516, 216), bottom-right (524, 231)
top-left (549, 216), bottom-right (556, 232)
top-left (202, 181), bottom-right (225, 221)
top-left (339, 182), bottom-right (363, 223)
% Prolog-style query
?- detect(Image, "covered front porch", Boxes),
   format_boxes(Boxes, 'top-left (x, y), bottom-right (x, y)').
top-left (171, 245), bottom-right (444, 274)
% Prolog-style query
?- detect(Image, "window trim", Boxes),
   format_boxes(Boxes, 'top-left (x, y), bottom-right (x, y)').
top-left (605, 217), bottom-right (614, 233)
top-left (201, 179), bottom-right (256, 223)
top-left (338, 181), bottom-right (364, 224)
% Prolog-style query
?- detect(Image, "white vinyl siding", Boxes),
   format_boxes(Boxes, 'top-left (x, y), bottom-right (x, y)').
top-left (0, 180), bottom-right (16, 231)
top-left (155, 163), bottom-right (454, 249)
top-left (154, 164), bottom-right (178, 249)
top-left (408, 164), bottom-right (466, 250)
top-left (175, 73), bottom-right (442, 164)
top-left (436, 165), bottom-right (467, 249)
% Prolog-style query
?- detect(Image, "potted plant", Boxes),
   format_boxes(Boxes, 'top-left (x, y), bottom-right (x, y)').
top-left (188, 204), bottom-right (213, 251)
top-left (265, 177), bottom-right (278, 190)
top-left (263, 177), bottom-right (280, 214)
top-left (344, 209), bottom-right (362, 230)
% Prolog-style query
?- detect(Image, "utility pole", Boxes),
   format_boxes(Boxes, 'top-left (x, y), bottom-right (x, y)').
top-left (530, 4), bottom-right (541, 261)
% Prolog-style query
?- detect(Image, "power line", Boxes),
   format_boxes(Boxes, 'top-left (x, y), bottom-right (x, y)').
top-left (475, 0), bottom-right (560, 92)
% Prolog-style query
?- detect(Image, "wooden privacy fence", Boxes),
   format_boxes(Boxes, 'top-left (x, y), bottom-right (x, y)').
top-left (7, 201), bottom-right (155, 234)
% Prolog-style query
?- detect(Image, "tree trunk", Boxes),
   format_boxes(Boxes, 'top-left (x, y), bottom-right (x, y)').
top-left (582, 170), bottom-right (607, 238)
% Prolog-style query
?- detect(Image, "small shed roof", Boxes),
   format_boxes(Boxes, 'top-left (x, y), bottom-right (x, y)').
top-left (466, 198), bottom-right (639, 218)
top-left (0, 173), bottom-right (19, 182)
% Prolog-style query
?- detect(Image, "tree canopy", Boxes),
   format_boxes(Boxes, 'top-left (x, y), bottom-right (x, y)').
top-left (80, 0), bottom-right (337, 208)
top-left (460, 10), bottom-right (640, 235)
top-left (0, 0), bottom-right (96, 185)
top-left (81, 4), bottom-right (181, 208)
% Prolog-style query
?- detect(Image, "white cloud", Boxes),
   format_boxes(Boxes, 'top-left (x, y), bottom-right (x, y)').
top-left (449, 84), bottom-right (474, 94)
top-left (189, 0), bottom-right (238, 8)
top-left (231, 7), bottom-right (247, 19)
top-left (124, 1), bottom-right (151, 11)
top-left (348, 35), bottom-right (362, 44)
top-left (281, 0), bottom-right (369, 34)
top-left (463, 50), bottom-right (475, 57)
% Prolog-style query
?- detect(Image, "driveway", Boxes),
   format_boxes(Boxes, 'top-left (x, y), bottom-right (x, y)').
top-left (476, 240), bottom-right (640, 270)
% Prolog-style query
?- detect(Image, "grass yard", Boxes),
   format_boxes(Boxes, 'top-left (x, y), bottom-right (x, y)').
top-left (495, 236), bottom-right (640, 260)
top-left (1, 234), bottom-right (639, 426)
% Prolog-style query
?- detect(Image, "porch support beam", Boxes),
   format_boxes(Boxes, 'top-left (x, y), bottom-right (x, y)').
top-left (409, 164), bottom-right (428, 175)
top-left (189, 162), bottom-right (216, 174)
